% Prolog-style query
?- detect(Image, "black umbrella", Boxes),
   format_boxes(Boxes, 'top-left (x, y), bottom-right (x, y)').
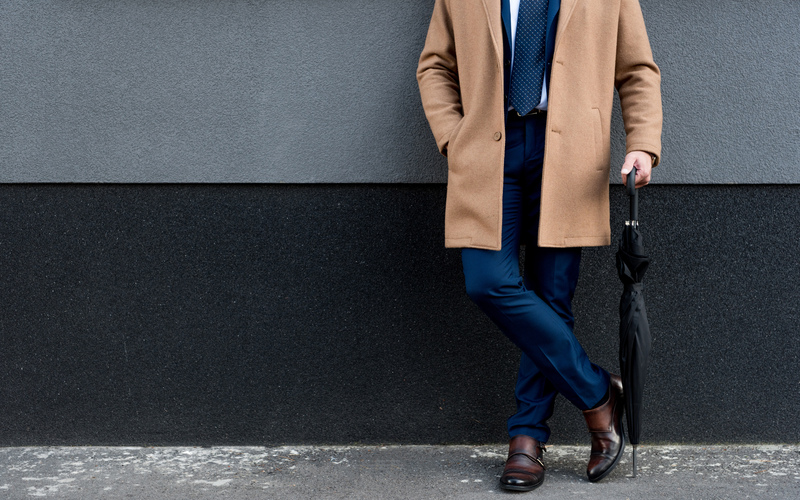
top-left (616, 172), bottom-right (652, 477)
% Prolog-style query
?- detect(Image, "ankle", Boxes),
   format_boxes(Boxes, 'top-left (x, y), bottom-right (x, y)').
top-left (589, 388), bottom-right (610, 410)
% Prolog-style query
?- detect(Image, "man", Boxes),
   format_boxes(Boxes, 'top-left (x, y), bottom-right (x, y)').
top-left (417, 0), bottom-right (662, 491)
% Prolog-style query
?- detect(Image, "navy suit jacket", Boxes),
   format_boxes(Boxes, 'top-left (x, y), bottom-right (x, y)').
top-left (502, 0), bottom-right (561, 111)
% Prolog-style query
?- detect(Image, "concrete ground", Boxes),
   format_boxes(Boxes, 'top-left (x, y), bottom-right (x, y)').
top-left (1, 445), bottom-right (799, 499)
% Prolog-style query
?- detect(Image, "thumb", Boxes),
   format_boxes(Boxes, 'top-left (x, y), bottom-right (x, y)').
top-left (621, 155), bottom-right (637, 184)
top-left (621, 155), bottom-right (636, 175)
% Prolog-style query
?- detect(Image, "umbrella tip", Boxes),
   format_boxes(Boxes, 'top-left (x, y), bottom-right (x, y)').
top-left (632, 445), bottom-right (638, 478)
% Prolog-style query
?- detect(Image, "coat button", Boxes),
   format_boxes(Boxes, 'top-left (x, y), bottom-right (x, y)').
top-left (493, 132), bottom-right (503, 141)
top-left (504, 59), bottom-right (511, 68)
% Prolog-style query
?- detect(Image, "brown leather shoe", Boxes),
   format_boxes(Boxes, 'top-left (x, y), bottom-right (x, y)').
top-left (500, 435), bottom-right (545, 491)
top-left (582, 374), bottom-right (625, 482)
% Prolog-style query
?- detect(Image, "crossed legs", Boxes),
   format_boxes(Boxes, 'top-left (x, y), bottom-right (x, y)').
top-left (461, 114), bottom-right (608, 442)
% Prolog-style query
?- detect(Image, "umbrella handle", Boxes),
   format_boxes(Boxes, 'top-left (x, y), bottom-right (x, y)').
top-left (627, 167), bottom-right (638, 222)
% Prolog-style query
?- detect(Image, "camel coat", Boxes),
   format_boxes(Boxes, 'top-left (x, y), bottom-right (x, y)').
top-left (417, 0), bottom-right (662, 249)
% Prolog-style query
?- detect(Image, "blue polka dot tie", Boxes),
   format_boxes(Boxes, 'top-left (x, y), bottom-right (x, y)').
top-left (509, 0), bottom-right (549, 116)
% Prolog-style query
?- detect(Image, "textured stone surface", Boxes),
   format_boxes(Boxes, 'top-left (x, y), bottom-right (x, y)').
top-left (1, 0), bottom-right (798, 183)
top-left (1, 445), bottom-right (799, 499)
top-left (0, 184), bottom-right (798, 446)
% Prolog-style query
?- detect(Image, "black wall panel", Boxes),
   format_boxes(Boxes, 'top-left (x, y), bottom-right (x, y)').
top-left (1, 185), bottom-right (798, 445)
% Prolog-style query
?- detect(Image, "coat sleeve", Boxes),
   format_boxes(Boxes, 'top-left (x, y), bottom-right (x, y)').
top-left (416, 0), bottom-right (463, 157)
top-left (614, 0), bottom-right (663, 166)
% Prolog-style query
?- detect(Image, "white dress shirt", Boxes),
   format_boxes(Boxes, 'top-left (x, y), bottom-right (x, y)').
top-left (509, 0), bottom-right (549, 111)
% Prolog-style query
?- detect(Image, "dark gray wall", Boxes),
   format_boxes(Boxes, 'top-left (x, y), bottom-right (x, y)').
top-left (1, 184), bottom-right (799, 446)
top-left (1, 0), bottom-right (798, 183)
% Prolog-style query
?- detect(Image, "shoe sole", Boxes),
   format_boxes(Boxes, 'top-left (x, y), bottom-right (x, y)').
top-left (588, 414), bottom-right (626, 483)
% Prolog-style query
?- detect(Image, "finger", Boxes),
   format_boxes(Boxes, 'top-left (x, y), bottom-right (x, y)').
top-left (636, 167), bottom-right (652, 187)
top-left (635, 160), bottom-right (652, 188)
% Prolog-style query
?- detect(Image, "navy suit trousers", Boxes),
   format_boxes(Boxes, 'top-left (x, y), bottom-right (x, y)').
top-left (461, 112), bottom-right (609, 443)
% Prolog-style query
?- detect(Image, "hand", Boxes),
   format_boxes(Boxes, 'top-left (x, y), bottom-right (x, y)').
top-left (621, 151), bottom-right (653, 188)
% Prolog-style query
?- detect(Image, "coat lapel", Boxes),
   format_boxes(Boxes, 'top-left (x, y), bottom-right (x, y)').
top-left (482, 0), bottom-right (504, 63)
top-left (554, 0), bottom-right (577, 53)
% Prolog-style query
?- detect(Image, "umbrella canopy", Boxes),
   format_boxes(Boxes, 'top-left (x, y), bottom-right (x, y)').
top-left (615, 172), bottom-right (652, 477)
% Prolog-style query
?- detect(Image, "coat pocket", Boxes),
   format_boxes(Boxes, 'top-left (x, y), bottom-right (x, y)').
top-left (445, 117), bottom-right (466, 159)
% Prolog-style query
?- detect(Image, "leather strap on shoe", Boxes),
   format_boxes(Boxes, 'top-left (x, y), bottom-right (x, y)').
top-left (501, 436), bottom-right (547, 491)
top-left (583, 400), bottom-right (614, 432)
top-left (507, 452), bottom-right (546, 469)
